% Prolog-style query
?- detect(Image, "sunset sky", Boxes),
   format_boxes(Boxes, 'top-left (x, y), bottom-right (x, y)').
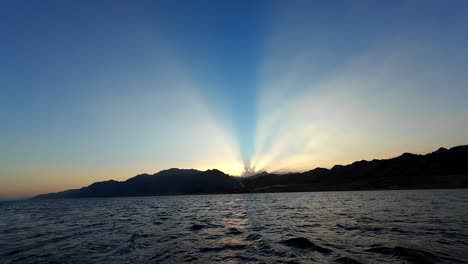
top-left (1, 0), bottom-right (468, 199)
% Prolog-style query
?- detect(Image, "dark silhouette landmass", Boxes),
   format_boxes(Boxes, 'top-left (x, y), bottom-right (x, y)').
top-left (34, 169), bottom-right (242, 199)
top-left (33, 145), bottom-right (468, 199)
top-left (243, 145), bottom-right (468, 193)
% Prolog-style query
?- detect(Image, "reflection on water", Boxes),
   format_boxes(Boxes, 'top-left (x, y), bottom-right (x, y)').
top-left (0, 190), bottom-right (467, 263)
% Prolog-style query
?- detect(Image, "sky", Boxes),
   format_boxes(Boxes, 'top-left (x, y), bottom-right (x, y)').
top-left (1, 0), bottom-right (468, 199)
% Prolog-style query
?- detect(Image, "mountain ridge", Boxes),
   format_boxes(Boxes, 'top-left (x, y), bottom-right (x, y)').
top-left (33, 145), bottom-right (468, 199)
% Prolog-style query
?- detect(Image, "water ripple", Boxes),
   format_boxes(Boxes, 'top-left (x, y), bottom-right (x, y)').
top-left (0, 190), bottom-right (467, 263)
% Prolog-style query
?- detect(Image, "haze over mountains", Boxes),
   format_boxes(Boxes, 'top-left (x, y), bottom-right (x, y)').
top-left (34, 145), bottom-right (468, 199)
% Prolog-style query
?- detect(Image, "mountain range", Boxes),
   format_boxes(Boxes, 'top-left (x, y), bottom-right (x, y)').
top-left (33, 145), bottom-right (468, 199)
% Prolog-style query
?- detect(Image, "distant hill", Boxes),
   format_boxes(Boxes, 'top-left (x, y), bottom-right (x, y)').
top-left (33, 168), bottom-right (243, 199)
top-left (33, 145), bottom-right (468, 199)
top-left (241, 145), bottom-right (468, 192)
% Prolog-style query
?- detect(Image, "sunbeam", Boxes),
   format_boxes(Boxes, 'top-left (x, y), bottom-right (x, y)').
top-left (251, 1), bottom-right (468, 173)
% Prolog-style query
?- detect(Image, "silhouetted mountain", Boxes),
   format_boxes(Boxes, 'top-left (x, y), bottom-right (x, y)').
top-left (34, 168), bottom-right (243, 199)
top-left (241, 145), bottom-right (468, 192)
top-left (34, 145), bottom-right (468, 199)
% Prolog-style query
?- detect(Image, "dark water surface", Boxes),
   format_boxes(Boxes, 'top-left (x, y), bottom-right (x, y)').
top-left (1, 190), bottom-right (467, 263)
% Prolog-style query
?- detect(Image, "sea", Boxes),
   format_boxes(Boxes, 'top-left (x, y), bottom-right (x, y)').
top-left (0, 190), bottom-right (467, 263)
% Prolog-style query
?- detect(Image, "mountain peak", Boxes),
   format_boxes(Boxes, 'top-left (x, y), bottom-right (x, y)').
top-left (434, 147), bottom-right (449, 153)
top-left (33, 145), bottom-right (468, 199)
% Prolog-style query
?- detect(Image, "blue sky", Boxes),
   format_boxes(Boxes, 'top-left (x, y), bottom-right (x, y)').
top-left (1, 0), bottom-right (468, 198)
